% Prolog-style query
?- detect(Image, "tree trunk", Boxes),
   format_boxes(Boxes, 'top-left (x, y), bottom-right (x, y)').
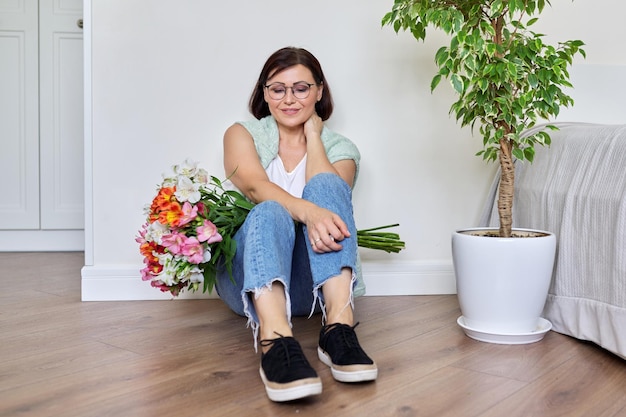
top-left (498, 138), bottom-right (515, 238)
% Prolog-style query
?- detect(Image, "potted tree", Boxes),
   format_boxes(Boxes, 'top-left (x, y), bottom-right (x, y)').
top-left (383, 0), bottom-right (585, 343)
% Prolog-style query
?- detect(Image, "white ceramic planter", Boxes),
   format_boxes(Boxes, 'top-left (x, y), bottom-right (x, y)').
top-left (452, 228), bottom-right (556, 342)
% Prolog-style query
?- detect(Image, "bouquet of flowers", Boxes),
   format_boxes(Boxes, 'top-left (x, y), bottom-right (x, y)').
top-left (137, 159), bottom-right (404, 296)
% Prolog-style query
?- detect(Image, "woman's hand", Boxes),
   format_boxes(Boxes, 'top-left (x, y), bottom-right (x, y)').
top-left (304, 113), bottom-right (324, 141)
top-left (305, 205), bottom-right (351, 253)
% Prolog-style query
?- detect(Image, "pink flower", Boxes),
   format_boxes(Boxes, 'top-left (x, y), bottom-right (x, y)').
top-left (181, 237), bottom-right (204, 264)
top-left (140, 266), bottom-right (153, 281)
top-left (197, 220), bottom-right (223, 244)
top-left (177, 201), bottom-right (198, 227)
top-left (135, 224), bottom-right (147, 244)
top-left (161, 232), bottom-right (186, 255)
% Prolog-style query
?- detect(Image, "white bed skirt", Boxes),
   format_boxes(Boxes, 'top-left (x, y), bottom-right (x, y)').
top-left (481, 122), bottom-right (626, 360)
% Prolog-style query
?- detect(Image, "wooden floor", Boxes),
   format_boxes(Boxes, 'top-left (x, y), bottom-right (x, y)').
top-left (1, 253), bottom-right (625, 417)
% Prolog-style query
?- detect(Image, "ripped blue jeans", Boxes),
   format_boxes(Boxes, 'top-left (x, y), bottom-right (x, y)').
top-left (215, 173), bottom-right (358, 345)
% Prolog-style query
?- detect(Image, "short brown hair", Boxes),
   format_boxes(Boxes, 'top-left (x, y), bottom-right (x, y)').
top-left (249, 47), bottom-right (334, 121)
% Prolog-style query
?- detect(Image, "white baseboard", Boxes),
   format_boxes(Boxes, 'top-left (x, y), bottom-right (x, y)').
top-left (0, 230), bottom-right (85, 252)
top-left (361, 260), bottom-right (457, 296)
top-left (81, 260), bottom-right (456, 301)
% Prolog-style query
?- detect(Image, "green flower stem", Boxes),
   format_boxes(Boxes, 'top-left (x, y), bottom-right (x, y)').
top-left (357, 223), bottom-right (400, 233)
top-left (356, 224), bottom-right (405, 253)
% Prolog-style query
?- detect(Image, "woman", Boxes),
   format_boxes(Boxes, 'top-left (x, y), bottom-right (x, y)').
top-left (216, 47), bottom-right (376, 402)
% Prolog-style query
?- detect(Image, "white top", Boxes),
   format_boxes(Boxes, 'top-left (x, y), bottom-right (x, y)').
top-left (266, 154), bottom-right (307, 198)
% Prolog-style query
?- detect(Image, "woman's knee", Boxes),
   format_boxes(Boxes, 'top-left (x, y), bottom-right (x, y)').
top-left (246, 200), bottom-right (295, 239)
top-left (304, 173), bottom-right (350, 196)
top-left (249, 200), bottom-right (291, 223)
top-left (303, 173), bottom-right (352, 208)
top-left (308, 172), bottom-right (346, 188)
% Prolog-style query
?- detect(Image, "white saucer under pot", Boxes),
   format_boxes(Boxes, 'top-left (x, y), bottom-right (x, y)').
top-left (456, 316), bottom-right (552, 344)
top-left (452, 227), bottom-right (556, 343)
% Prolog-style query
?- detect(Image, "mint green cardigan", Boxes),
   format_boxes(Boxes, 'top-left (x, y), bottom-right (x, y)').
top-left (236, 115), bottom-right (366, 297)
top-left (237, 115), bottom-right (361, 186)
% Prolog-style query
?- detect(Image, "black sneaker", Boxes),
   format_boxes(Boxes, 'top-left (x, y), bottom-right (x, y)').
top-left (318, 322), bottom-right (378, 382)
top-left (259, 335), bottom-right (322, 402)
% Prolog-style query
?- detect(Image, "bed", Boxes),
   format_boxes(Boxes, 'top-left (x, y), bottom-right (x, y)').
top-left (480, 122), bottom-right (626, 359)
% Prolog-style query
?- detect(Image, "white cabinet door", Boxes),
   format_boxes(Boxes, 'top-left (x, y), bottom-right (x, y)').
top-left (0, 0), bottom-right (83, 235)
top-left (39, 0), bottom-right (84, 229)
top-left (0, 0), bottom-right (40, 229)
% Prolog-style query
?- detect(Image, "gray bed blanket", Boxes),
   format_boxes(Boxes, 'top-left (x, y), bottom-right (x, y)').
top-left (480, 122), bottom-right (626, 359)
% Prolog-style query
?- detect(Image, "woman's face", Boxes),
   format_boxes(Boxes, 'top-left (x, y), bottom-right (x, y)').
top-left (263, 64), bottom-right (323, 129)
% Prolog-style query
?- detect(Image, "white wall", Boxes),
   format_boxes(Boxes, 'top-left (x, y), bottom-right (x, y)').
top-left (82, 0), bottom-right (626, 300)
top-left (534, 1), bottom-right (626, 125)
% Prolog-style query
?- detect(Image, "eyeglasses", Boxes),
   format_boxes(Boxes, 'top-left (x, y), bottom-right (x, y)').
top-left (264, 82), bottom-right (316, 100)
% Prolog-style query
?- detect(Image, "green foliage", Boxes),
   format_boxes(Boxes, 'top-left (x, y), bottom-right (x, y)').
top-left (382, 0), bottom-right (585, 163)
top-left (383, 0), bottom-right (585, 236)
top-left (197, 176), bottom-right (254, 294)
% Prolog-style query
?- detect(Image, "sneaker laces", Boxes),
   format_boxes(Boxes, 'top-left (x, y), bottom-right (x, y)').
top-left (322, 322), bottom-right (361, 349)
top-left (260, 333), bottom-right (309, 369)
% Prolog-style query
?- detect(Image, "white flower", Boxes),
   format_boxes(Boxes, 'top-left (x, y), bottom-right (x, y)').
top-left (175, 176), bottom-right (201, 203)
top-left (145, 221), bottom-right (169, 244)
top-left (155, 250), bottom-right (173, 266)
top-left (159, 270), bottom-right (176, 286)
top-left (155, 253), bottom-right (176, 285)
top-left (188, 266), bottom-right (204, 284)
top-left (194, 168), bottom-right (209, 185)
top-left (175, 159), bottom-right (198, 178)
top-left (173, 264), bottom-right (203, 286)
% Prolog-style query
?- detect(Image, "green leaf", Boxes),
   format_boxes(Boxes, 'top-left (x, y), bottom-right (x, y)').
top-left (524, 146), bottom-right (535, 162)
top-left (451, 74), bottom-right (464, 94)
top-left (431, 74), bottom-right (442, 91)
top-left (435, 46), bottom-right (448, 66)
top-left (512, 148), bottom-right (524, 160)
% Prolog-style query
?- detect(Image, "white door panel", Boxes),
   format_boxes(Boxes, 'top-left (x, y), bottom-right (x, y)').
top-left (0, 0), bottom-right (39, 229)
top-left (39, 0), bottom-right (84, 229)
